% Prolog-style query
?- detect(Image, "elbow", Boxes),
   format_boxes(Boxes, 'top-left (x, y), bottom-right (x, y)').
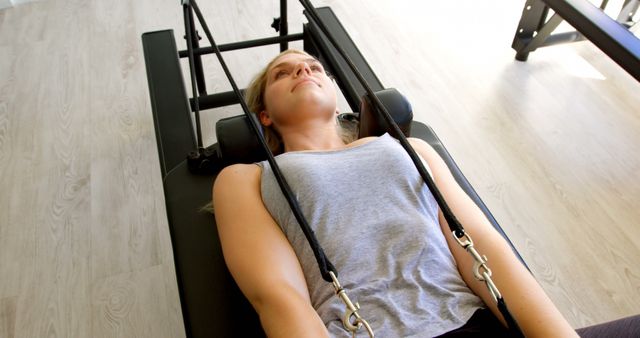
top-left (251, 289), bottom-right (329, 338)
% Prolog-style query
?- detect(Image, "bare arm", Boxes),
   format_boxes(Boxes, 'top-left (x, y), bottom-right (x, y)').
top-left (408, 138), bottom-right (577, 338)
top-left (213, 164), bottom-right (329, 338)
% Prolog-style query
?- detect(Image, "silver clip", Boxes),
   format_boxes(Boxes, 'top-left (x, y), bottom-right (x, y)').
top-left (329, 271), bottom-right (375, 337)
top-left (452, 231), bottom-right (502, 303)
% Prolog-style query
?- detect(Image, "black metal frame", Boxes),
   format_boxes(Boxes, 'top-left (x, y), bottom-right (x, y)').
top-left (178, 7), bottom-right (384, 110)
top-left (178, 0), bottom-right (385, 167)
top-left (512, 0), bottom-right (640, 81)
top-left (181, 0), bottom-right (290, 99)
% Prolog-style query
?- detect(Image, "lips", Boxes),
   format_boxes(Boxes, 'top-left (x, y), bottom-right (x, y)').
top-left (291, 78), bottom-right (319, 92)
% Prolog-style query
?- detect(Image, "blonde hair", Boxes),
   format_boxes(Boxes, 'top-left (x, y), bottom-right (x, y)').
top-left (244, 49), bottom-right (357, 155)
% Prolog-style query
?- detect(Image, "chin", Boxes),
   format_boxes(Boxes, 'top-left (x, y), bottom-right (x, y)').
top-left (293, 93), bottom-right (336, 112)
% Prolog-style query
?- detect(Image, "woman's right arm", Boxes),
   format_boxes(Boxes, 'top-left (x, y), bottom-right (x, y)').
top-left (213, 164), bottom-right (329, 338)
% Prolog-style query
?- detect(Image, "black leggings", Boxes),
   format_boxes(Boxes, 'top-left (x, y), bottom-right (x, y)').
top-left (436, 308), bottom-right (640, 338)
top-left (435, 308), bottom-right (511, 338)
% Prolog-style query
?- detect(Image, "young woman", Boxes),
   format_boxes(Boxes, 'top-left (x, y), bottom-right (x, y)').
top-left (212, 49), bottom-right (578, 337)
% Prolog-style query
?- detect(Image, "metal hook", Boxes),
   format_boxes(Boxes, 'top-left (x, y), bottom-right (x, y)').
top-left (351, 316), bottom-right (375, 338)
top-left (452, 231), bottom-right (502, 303)
top-left (329, 272), bottom-right (375, 337)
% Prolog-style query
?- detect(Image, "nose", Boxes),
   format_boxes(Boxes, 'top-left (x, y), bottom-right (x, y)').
top-left (294, 61), bottom-right (312, 78)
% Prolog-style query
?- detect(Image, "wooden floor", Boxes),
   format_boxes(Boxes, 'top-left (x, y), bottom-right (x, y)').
top-left (0, 0), bottom-right (638, 336)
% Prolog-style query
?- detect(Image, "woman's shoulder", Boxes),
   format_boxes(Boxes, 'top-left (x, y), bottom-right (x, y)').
top-left (342, 133), bottom-right (395, 150)
top-left (214, 163), bottom-right (262, 192)
top-left (219, 162), bottom-right (261, 173)
top-left (350, 133), bottom-right (429, 153)
top-left (347, 135), bottom-right (379, 148)
top-left (407, 137), bottom-right (437, 158)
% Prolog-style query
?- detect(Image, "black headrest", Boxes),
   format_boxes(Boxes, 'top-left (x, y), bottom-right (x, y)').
top-left (215, 113), bottom-right (268, 165)
top-left (216, 88), bottom-right (413, 165)
top-left (359, 88), bottom-right (413, 138)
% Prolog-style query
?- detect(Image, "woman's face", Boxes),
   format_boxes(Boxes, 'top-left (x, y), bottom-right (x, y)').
top-left (261, 52), bottom-right (337, 128)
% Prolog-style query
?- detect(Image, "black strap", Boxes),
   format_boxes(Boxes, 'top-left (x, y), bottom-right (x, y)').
top-left (498, 297), bottom-right (524, 337)
top-left (298, 0), bottom-right (465, 239)
top-left (299, 1), bottom-right (524, 336)
top-left (185, 0), bottom-right (338, 282)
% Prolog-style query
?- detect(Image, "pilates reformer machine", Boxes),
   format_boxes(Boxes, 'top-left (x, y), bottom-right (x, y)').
top-left (142, 1), bottom-right (639, 337)
top-left (512, 0), bottom-right (640, 81)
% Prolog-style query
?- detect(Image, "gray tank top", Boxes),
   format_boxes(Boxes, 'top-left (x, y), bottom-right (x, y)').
top-left (258, 133), bottom-right (484, 337)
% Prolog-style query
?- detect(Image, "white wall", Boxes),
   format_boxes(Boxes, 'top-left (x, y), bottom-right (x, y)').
top-left (0, 0), bottom-right (13, 10)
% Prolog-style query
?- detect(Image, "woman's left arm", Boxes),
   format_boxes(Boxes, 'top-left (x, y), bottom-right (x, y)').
top-left (408, 138), bottom-right (577, 338)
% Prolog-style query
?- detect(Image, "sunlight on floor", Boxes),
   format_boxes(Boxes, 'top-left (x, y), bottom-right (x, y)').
top-left (559, 47), bottom-right (607, 80)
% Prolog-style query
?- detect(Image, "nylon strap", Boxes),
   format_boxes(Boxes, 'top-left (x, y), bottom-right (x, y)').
top-left (186, 0), bottom-right (338, 281)
top-left (298, 0), bottom-right (466, 238)
top-left (299, 1), bottom-right (524, 336)
top-left (498, 297), bottom-right (524, 337)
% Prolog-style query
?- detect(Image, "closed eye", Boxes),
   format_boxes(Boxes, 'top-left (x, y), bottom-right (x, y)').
top-left (274, 69), bottom-right (289, 79)
top-left (271, 59), bottom-right (324, 80)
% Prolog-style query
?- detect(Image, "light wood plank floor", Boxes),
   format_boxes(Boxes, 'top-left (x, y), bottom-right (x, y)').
top-left (0, 0), bottom-right (638, 336)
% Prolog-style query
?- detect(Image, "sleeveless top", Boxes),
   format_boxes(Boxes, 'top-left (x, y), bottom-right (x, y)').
top-left (257, 133), bottom-right (484, 337)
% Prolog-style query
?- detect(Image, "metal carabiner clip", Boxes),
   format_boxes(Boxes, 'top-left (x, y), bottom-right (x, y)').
top-left (453, 230), bottom-right (502, 302)
top-left (329, 271), bottom-right (375, 337)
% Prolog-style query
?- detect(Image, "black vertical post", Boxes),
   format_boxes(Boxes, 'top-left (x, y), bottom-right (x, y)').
top-left (188, 5), bottom-right (208, 96)
top-left (280, 0), bottom-right (288, 51)
top-left (512, 0), bottom-right (550, 61)
top-left (183, 1), bottom-right (205, 151)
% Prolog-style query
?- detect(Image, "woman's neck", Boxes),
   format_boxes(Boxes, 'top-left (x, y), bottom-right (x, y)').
top-left (279, 124), bottom-right (347, 153)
